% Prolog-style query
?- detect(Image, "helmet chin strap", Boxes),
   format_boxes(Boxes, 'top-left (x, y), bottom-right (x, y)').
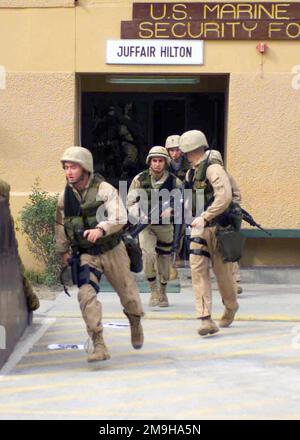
top-left (68, 170), bottom-right (89, 187)
top-left (77, 171), bottom-right (87, 183)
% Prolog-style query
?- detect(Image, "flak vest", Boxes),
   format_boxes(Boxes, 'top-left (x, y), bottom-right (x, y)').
top-left (187, 159), bottom-right (242, 230)
top-left (63, 174), bottom-right (122, 253)
top-left (169, 156), bottom-right (190, 182)
top-left (137, 170), bottom-right (178, 224)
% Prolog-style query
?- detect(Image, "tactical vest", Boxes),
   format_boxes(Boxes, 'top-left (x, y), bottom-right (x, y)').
top-left (137, 170), bottom-right (177, 201)
top-left (169, 156), bottom-right (190, 182)
top-left (64, 174), bottom-right (122, 253)
top-left (188, 158), bottom-right (242, 229)
top-left (137, 169), bottom-right (178, 223)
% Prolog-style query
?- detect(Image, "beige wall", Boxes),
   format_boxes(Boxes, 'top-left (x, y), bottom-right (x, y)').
top-left (227, 72), bottom-right (300, 229)
top-left (0, 7), bottom-right (75, 71)
top-left (0, 1), bottom-right (74, 7)
top-left (0, 73), bottom-right (76, 191)
top-left (0, 2), bottom-right (76, 268)
top-left (0, 73), bottom-right (76, 268)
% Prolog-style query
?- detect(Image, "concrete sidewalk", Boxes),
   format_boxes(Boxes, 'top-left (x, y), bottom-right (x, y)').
top-left (1, 279), bottom-right (300, 420)
top-left (37, 278), bottom-right (300, 322)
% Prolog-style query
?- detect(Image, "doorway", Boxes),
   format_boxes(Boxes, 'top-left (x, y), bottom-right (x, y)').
top-left (80, 75), bottom-right (228, 186)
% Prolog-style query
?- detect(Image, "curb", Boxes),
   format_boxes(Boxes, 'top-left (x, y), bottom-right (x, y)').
top-left (41, 313), bottom-right (300, 323)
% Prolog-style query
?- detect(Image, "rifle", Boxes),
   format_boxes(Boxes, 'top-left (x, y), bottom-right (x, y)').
top-left (128, 190), bottom-right (186, 267)
top-left (242, 208), bottom-right (272, 236)
top-left (59, 250), bottom-right (81, 297)
top-left (128, 198), bottom-right (173, 239)
top-left (170, 188), bottom-right (185, 266)
top-left (171, 222), bottom-right (185, 266)
top-left (56, 218), bottom-right (81, 297)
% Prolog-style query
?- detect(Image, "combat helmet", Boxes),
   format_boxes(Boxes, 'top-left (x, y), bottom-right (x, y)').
top-left (146, 146), bottom-right (171, 166)
top-left (165, 135), bottom-right (180, 150)
top-left (179, 130), bottom-right (209, 153)
top-left (60, 146), bottom-right (93, 173)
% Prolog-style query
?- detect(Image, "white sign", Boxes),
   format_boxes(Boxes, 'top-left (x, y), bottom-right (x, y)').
top-left (106, 39), bottom-right (203, 65)
top-left (104, 322), bottom-right (129, 328)
top-left (47, 344), bottom-right (84, 350)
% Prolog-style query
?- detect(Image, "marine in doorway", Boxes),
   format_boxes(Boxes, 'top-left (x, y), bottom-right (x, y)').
top-left (91, 103), bottom-right (143, 181)
top-left (165, 134), bottom-right (190, 182)
top-left (116, 103), bottom-right (141, 180)
top-left (91, 105), bottom-right (122, 179)
top-left (128, 146), bottom-right (182, 308)
top-left (165, 134), bottom-right (190, 272)
top-left (179, 130), bottom-right (239, 336)
top-left (55, 146), bottom-right (144, 362)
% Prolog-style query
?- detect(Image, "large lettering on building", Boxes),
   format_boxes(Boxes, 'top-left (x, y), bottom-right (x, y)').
top-left (121, 2), bottom-right (300, 40)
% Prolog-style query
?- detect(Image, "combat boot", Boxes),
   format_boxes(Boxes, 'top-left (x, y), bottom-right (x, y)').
top-left (148, 279), bottom-right (160, 307)
top-left (198, 317), bottom-right (219, 336)
top-left (169, 265), bottom-right (178, 281)
top-left (219, 305), bottom-right (239, 328)
top-left (158, 283), bottom-right (169, 307)
top-left (124, 311), bottom-right (144, 349)
top-left (87, 332), bottom-right (110, 362)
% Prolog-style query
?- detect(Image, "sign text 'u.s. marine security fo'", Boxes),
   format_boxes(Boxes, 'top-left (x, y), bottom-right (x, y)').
top-left (121, 2), bottom-right (300, 40)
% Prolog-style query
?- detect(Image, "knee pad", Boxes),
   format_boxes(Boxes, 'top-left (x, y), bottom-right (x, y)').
top-left (156, 239), bottom-right (172, 255)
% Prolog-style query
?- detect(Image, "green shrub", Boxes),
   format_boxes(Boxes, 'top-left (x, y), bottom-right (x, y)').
top-left (18, 180), bottom-right (60, 286)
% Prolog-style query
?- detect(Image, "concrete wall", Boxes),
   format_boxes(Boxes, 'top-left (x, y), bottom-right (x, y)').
top-left (0, 7), bottom-right (75, 70)
top-left (0, 196), bottom-right (29, 369)
top-left (227, 73), bottom-right (300, 230)
top-left (0, 73), bottom-right (77, 268)
top-left (0, 1), bottom-right (74, 7)
top-left (0, 0), bottom-right (77, 267)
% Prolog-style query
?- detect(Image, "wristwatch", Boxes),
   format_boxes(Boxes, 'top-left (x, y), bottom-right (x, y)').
top-left (203, 217), bottom-right (208, 227)
top-left (96, 226), bottom-right (106, 236)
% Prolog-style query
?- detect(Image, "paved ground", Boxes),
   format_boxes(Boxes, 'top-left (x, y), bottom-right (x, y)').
top-left (1, 280), bottom-right (300, 420)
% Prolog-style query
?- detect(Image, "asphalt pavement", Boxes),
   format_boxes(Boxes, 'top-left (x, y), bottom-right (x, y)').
top-left (1, 274), bottom-right (300, 420)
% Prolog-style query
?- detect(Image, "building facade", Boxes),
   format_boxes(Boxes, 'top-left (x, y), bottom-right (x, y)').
top-left (0, 0), bottom-right (300, 268)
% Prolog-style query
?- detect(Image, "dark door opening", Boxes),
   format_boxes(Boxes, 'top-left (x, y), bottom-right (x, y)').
top-left (81, 91), bottom-right (226, 186)
top-left (153, 99), bottom-right (186, 146)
